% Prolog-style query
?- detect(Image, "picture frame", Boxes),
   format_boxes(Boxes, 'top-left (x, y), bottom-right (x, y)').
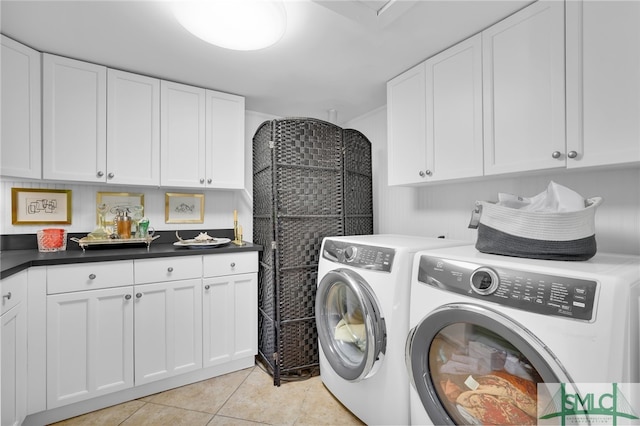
top-left (11, 188), bottom-right (72, 225)
top-left (165, 193), bottom-right (204, 224)
top-left (97, 192), bottom-right (144, 225)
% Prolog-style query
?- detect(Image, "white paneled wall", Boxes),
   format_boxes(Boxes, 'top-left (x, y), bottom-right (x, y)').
top-left (345, 107), bottom-right (640, 256)
top-left (0, 111), bottom-right (279, 240)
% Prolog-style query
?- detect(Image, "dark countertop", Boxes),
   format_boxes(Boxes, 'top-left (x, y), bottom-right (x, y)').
top-left (0, 229), bottom-right (263, 279)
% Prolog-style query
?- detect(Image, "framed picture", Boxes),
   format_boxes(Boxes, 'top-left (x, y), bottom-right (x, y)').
top-left (11, 188), bottom-right (72, 225)
top-left (165, 193), bottom-right (204, 224)
top-left (97, 192), bottom-right (144, 225)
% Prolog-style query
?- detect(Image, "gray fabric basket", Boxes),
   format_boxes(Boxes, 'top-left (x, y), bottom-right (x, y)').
top-left (472, 197), bottom-right (602, 261)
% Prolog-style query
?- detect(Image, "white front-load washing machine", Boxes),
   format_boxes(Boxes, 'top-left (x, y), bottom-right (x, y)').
top-left (406, 245), bottom-right (640, 425)
top-left (315, 235), bottom-right (471, 426)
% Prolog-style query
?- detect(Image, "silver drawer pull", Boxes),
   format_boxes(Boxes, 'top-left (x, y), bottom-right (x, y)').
top-left (230, 262), bottom-right (236, 268)
top-left (89, 274), bottom-right (97, 280)
top-left (2, 292), bottom-right (11, 301)
top-left (124, 294), bottom-right (132, 300)
top-left (167, 267), bottom-right (174, 273)
top-left (136, 293), bottom-right (143, 299)
top-left (204, 285), bottom-right (210, 290)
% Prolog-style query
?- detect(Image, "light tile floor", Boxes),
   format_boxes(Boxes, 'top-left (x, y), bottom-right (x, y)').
top-left (51, 364), bottom-right (365, 426)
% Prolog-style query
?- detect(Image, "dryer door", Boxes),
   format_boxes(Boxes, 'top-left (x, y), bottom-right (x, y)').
top-left (406, 303), bottom-right (576, 426)
top-left (316, 268), bottom-right (386, 382)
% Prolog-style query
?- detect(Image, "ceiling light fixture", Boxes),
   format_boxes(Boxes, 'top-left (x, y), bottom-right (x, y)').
top-left (172, 0), bottom-right (287, 51)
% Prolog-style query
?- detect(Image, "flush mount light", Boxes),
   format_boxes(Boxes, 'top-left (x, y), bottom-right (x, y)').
top-left (172, 0), bottom-right (287, 51)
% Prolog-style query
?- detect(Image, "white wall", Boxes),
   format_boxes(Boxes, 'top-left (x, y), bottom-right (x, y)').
top-left (0, 110), bottom-right (278, 242)
top-left (345, 107), bottom-right (640, 256)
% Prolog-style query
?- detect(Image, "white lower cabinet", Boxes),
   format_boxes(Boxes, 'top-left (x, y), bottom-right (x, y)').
top-left (29, 252), bottom-right (257, 421)
top-left (133, 279), bottom-right (203, 385)
top-left (46, 286), bottom-right (134, 409)
top-left (1, 271), bottom-right (28, 426)
top-left (203, 273), bottom-right (257, 367)
top-left (203, 252), bottom-right (258, 368)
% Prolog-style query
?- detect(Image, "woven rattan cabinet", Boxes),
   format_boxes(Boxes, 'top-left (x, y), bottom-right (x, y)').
top-left (253, 118), bottom-right (373, 385)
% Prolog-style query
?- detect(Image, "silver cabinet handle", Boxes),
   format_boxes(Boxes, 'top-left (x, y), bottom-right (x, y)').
top-left (107, 172), bottom-right (115, 179)
top-left (567, 150), bottom-right (578, 159)
top-left (89, 274), bottom-right (97, 280)
top-left (199, 178), bottom-right (205, 184)
top-left (124, 294), bottom-right (132, 300)
top-left (552, 151), bottom-right (562, 159)
top-left (418, 171), bottom-right (426, 177)
top-left (230, 262), bottom-right (236, 268)
top-left (2, 292), bottom-right (11, 301)
top-left (207, 178), bottom-right (212, 184)
top-left (136, 293), bottom-right (143, 298)
top-left (167, 267), bottom-right (174, 273)
top-left (97, 171), bottom-right (104, 177)
top-left (204, 285), bottom-right (210, 290)
top-left (425, 170), bottom-right (432, 176)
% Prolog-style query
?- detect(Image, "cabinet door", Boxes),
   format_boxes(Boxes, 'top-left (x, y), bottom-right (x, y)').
top-left (46, 287), bottom-right (134, 408)
top-left (43, 53), bottom-right (107, 182)
top-left (160, 81), bottom-right (206, 187)
top-left (202, 273), bottom-right (257, 368)
top-left (205, 90), bottom-right (245, 189)
top-left (134, 279), bottom-right (202, 385)
top-left (425, 34), bottom-right (483, 182)
top-left (107, 69), bottom-right (160, 185)
top-left (0, 35), bottom-right (41, 180)
top-left (1, 304), bottom-right (27, 426)
top-left (566, 1), bottom-right (640, 168)
top-left (482, 1), bottom-right (565, 175)
top-left (387, 62), bottom-right (427, 185)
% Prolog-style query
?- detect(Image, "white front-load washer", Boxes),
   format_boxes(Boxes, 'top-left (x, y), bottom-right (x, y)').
top-left (315, 235), bottom-right (471, 426)
top-left (406, 245), bottom-right (640, 425)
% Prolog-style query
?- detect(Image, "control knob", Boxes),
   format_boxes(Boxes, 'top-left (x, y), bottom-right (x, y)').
top-left (344, 246), bottom-right (358, 262)
top-left (470, 267), bottom-right (499, 295)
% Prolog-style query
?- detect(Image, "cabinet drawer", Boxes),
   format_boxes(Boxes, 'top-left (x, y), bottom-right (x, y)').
top-left (134, 256), bottom-right (202, 284)
top-left (1, 270), bottom-right (27, 315)
top-left (203, 252), bottom-right (258, 277)
top-left (47, 261), bottom-right (134, 294)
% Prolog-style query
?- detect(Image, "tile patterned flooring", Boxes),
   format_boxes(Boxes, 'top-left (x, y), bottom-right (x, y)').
top-left (51, 364), bottom-right (365, 426)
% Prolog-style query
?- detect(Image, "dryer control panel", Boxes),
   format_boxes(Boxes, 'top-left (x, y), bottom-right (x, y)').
top-left (322, 240), bottom-right (395, 272)
top-left (418, 255), bottom-right (598, 321)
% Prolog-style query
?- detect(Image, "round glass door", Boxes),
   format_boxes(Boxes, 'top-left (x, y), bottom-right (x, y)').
top-left (316, 268), bottom-right (385, 381)
top-left (406, 303), bottom-right (575, 425)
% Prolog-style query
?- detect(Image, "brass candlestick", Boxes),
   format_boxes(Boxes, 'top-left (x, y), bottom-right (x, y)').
top-left (233, 210), bottom-right (245, 246)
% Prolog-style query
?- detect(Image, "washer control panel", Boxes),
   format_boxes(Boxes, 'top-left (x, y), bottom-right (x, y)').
top-left (418, 255), bottom-right (598, 321)
top-left (322, 240), bottom-right (395, 272)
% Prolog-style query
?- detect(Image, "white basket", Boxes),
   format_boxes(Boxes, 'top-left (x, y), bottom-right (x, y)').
top-left (473, 197), bottom-right (602, 261)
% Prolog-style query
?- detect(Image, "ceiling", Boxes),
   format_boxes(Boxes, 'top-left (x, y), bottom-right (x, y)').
top-left (0, 0), bottom-right (534, 124)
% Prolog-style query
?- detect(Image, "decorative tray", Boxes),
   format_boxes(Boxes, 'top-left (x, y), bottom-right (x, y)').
top-left (70, 235), bottom-right (160, 251)
top-left (173, 238), bottom-right (231, 249)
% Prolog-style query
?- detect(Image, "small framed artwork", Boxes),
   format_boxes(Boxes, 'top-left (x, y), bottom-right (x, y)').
top-left (97, 192), bottom-right (144, 225)
top-left (11, 188), bottom-right (72, 225)
top-left (165, 193), bottom-right (204, 224)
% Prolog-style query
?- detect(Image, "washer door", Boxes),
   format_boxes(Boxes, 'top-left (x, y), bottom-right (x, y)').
top-left (406, 303), bottom-right (576, 426)
top-left (316, 268), bottom-right (386, 382)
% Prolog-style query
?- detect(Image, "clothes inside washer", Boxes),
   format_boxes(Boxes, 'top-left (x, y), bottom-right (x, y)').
top-left (334, 318), bottom-right (366, 351)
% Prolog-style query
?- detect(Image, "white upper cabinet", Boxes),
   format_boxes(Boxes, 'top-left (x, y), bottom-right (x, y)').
top-left (106, 69), bottom-right (160, 185)
top-left (425, 34), bottom-right (483, 182)
top-left (161, 80), bottom-right (246, 189)
top-left (205, 90), bottom-right (245, 189)
top-left (566, 0), bottom-right (640, 168)
top-left (1, 36), bottom-right (41, 180)
top-left (160, 80), bottom-right (207, 188)
top-left (387, 62), bottom-right (427, 185)
top-left (482, 0), bottom-right (565, 175)
top-left (43, 53), bottom-right (107, 182)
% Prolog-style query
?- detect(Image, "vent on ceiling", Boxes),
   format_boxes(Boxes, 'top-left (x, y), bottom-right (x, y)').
top-left (312, 0), bottom-right (418, 27)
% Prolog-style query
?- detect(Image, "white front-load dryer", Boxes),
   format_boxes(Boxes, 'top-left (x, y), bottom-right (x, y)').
top-left (315, 235), bottom-right (471, 426)
top-left (406, 245), bottom-right (640, 426)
